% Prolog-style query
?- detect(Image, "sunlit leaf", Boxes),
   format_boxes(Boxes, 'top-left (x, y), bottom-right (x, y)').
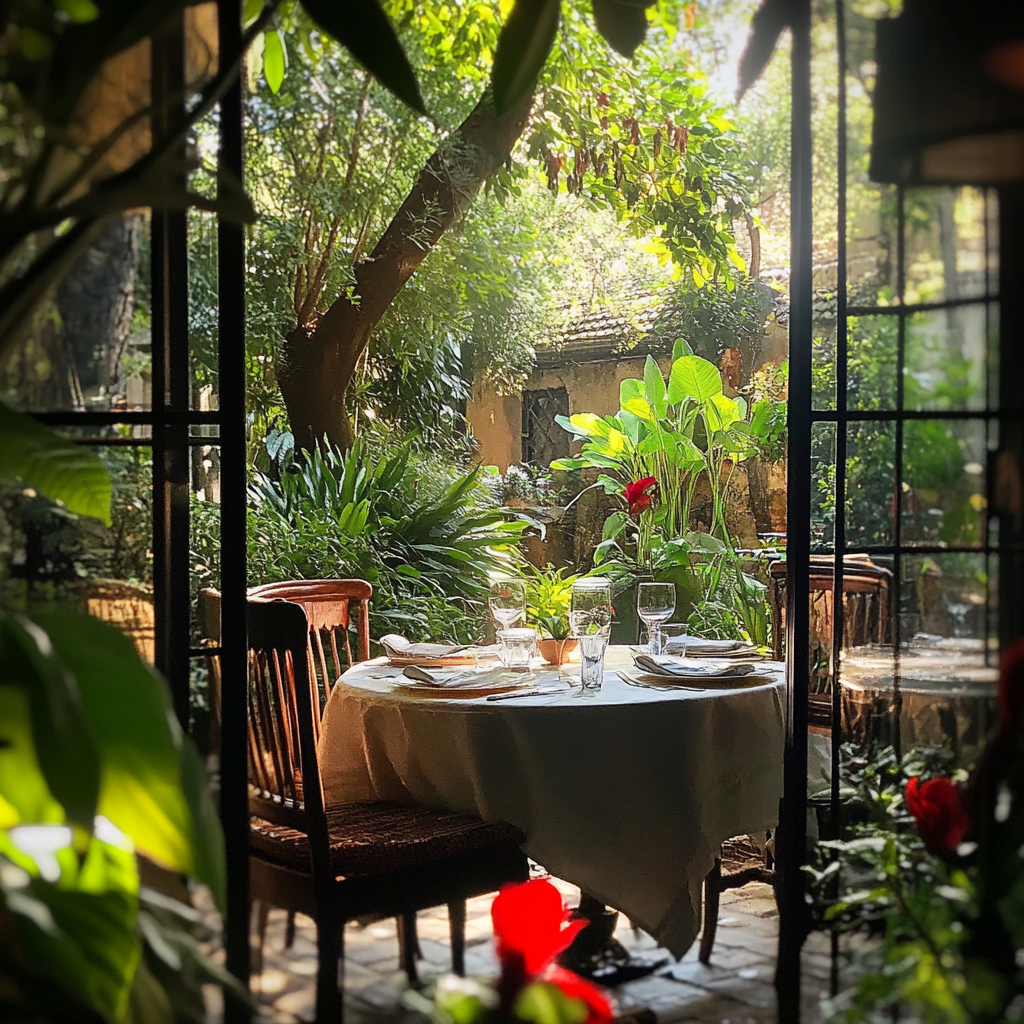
top-left (263, 27), bottom-right (286, 93)
top-left (668, 355), bottom-right (722, 404)
top-left (0, 402), bottom-right (111, 524)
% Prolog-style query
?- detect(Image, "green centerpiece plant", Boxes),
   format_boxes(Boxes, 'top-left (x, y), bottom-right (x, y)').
top-left (552, 344), bottom-right (784, 646)
top-left (520, 563), bottom-right (580, 665)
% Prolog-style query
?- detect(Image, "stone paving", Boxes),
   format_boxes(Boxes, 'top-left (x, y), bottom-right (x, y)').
top-left (243, 878), bottom-right (835, 1024)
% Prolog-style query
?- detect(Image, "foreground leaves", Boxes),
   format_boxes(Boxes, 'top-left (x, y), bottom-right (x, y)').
top-left (0, 402), bottom-right (111, 524)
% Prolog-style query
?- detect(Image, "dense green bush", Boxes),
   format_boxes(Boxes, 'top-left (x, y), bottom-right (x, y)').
top-left (192, 433), bottom-right (528, 644)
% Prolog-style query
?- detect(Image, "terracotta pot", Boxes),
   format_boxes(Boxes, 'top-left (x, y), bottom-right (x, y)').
top-left (536, 637), bottom-right (580, 666)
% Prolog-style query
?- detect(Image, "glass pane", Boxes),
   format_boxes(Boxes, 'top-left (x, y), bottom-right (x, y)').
top-left (189, 209), bottom-right (219, 411)
top-left (0, 213), bottom-right (152, 413)
top-left (812, 328), bottom-right (837, 412)
top-left (811, 422), bottom-right (836, 553)
top-left (845, 420), bottom-right (895, 548)
top-left (847, 183), bottom-right (901, 307)
top-left (904, 304), bottom-right (988, 412)
top-left (847, 314), bottom-right (898, 412)
top-left (903, 186), bottom-right (989, 305)
top-left (0, 445), bottom-right (154, 661)
top-left (901, 418), bottom-right (987, 548)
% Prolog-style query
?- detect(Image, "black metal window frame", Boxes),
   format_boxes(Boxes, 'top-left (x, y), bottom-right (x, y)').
top-left (777, 2), bottom-right (1023, 1019)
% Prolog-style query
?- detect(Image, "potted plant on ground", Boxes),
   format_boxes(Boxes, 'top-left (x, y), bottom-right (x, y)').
top-left (521, 563), bottom-right (580, 665)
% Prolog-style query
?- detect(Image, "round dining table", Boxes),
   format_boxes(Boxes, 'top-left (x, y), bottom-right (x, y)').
top-left (317, 646), bottom-right (785, 958)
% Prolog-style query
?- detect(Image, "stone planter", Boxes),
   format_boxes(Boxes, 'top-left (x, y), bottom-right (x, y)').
top-left (536, 637), bottom-right (579, 666)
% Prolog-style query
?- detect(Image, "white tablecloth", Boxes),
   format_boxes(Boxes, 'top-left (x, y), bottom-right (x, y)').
top-left (318, 647), bottom-right (785, 958)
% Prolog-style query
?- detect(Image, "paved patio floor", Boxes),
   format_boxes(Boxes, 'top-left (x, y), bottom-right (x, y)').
top-left (244, 877), bottom-right (834, 1024)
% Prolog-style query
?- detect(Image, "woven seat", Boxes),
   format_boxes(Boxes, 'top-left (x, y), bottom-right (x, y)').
top-left (250, 803), bottom-right (526, 877)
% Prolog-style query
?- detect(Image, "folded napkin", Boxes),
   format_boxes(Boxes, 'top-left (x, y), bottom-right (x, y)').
top-left (378, 630), bottom-right (477, 663)
top-left (666, 636), bottom-right (757, 656)
top-left (632, 653), bottom-right (759, 678)
top-left (402, 666), bottom-right (536, 688)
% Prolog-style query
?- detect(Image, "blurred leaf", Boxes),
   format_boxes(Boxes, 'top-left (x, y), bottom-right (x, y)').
top-left (0, 687), bottom-right (65, 827)
top-left (263, 27), bottom-right (286, 94)
top-left (32, 612), bottom-right (225, 906)
top-left (738, 0), bottom-right (791, 99)
top-left (0, 401), bottom-right (112, 524)
top-left (591, 0), bottom-right (653, 58)
top-left (55, 0), bottom-right (101, 22)
top-left (300, 0), bottom-right (427, 116)
top-left (491, 0), bottom-right (560, 115)
top-left (0, 617), bottom-right (101, 830)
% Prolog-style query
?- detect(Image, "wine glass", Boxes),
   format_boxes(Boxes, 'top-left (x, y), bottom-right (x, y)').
top-left (637, 582), bottom-right (676, 655)
top-left (489, 578), bottom-right (526, 631)
top-left (570, 578), bottom-right (613, 690)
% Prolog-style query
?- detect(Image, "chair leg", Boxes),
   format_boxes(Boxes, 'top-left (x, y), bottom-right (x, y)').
top-left (254, 900), bottom-right (271, 977)
top-left (398, 911), bottom-right (420, 985)
top-left (285, 910), bottom-right (297, 949)
top-left (448, 900), bottom-right (467, 976)
top-left (699, 858), bottom-right (722, 965)
top-left (316, 910), bottom-right (344, 1024)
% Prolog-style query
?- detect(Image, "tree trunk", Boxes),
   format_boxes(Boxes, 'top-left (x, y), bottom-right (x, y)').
top-left (280, 90), bottom-right (533, 452)
top-left (55, 213), bottom-right (143, 397)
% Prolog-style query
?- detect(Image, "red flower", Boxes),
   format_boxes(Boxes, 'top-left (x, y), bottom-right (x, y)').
top-left (624, 477), bottom-right (657, 517)
top-left (491, 879), bottom-right (612, 1024)
top-left (905, 776), bottom-right (970, 853)
top-left (998, 638), bottom-right (1024, 739)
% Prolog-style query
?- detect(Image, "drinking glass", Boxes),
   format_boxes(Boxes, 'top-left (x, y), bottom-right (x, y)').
top-left (570, 577), bottom-right (613, 690)
top-left (497, 627), bottom-right (537, 669)
top-left (489, 579), bottom-right (526, 631)
top-left (637, 582), bottom-right (676, 655)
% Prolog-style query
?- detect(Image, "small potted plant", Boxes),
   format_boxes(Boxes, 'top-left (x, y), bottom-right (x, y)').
top-left (522, 563), bottom-right (580, 666)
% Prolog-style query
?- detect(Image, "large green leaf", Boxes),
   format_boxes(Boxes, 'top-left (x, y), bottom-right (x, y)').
top-left (643, 355), bottom-right (668, 418)
top-left (1, 836), bottom-right (141, 1023)
top-left (0, 401), bottom-right (111, 524)
top-left (0, 617), bottom-right (101, 830)
top-left (261, 28), bottom-right (286, 94)
top-left (491, 0), bottom-right (560, 114)
top-left (668, 355), bottom-right (722, 404)
top-left (704, 393), bottom-right (742, 432)
top-left (31, 612), bottom-right (225, 907)
top-left (300, 0), bottom-right (427, 116)
top-left (0, 687), bottom-right (64, 827)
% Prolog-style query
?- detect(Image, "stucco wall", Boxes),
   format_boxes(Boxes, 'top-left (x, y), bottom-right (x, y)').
top-left (468, 356), bottom-right (673, 471)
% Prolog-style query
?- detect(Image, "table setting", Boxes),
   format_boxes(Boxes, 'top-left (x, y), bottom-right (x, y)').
top-left (315, 573), bottom-right (785, 959)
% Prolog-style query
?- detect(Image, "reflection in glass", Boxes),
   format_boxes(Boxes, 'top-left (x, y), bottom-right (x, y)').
top-left (901, 418), bottom-right (986, 548)
top-left (845, 421), bottom-right (895, 549)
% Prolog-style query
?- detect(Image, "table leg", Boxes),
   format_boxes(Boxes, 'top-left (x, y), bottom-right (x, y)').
top-left (557, 893), bottom-right (666, 985)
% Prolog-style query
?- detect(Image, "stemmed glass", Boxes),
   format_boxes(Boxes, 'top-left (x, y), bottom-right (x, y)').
top-left (489, 579), bottom-right (526, 631)
top-left (569, 577), bottom-right (613, 690)
top-left (637, 582), bottom-right (676, 655)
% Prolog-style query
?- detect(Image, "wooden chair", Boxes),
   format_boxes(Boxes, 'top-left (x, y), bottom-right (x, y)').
top-left (246, 597), bottom-right (529, 1021)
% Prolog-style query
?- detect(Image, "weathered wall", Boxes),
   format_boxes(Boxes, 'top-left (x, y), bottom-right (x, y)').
top-left (468, 355), bottom-right (672, 470)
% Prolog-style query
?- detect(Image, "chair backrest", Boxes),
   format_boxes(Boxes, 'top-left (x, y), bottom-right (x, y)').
top-left (246, 598), bottom-right (327, 825)
top-left (249, 579), bottom-right (372, 728)
top-left (247, 598), bottom-right (334, 884)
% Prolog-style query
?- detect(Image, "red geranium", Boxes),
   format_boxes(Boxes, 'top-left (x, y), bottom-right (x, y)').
top-left (998, 638), bottom-right (1024, 739)
top-left (492, 879), bottom-right (612, 1024)
top-left (905, 776), bottom-right (970, 853)
top-left (624, 477), bottom-right (657, 517)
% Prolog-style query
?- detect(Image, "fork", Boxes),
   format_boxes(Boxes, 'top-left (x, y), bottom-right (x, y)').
top-left (616, 671), bottom-right (706, 692)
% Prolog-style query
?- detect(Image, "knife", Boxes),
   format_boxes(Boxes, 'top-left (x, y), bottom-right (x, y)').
top-left (486, 686), bottom-right (565, 701)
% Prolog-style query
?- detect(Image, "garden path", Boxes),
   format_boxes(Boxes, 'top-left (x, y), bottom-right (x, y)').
top-left (225, 878), bottom-right (835, 1024)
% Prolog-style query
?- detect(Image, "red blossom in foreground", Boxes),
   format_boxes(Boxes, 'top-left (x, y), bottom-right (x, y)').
top-left (998, 638), bottom-right (1024, 739)
top-left (905, 776), bottom-right (970, 853)
top-left (491, 879), bottom-right (612, 1024)
top-left (624, 477), bottom-right (657, 517)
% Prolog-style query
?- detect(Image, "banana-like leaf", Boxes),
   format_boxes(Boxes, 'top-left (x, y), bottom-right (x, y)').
top-left (0, 401), bottom-right (112, 524)
top-left (491, 0), bottom-right (561, 114)
top-left (668, 355), bottom-right (722, 404)
top-left (300, 0), bottom-right (427, 116)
